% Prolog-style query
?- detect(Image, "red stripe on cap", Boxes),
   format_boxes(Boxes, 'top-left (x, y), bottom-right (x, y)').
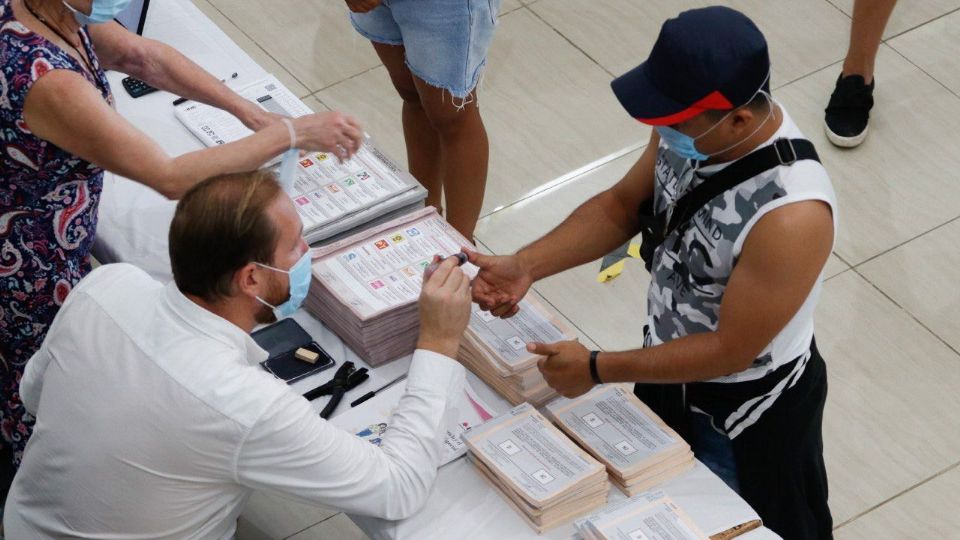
top-left (636, 91), bottom-right (735, 126)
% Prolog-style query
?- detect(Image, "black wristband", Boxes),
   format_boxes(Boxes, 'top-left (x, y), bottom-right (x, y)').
top-left (589, 350), bottom-right (602, 385)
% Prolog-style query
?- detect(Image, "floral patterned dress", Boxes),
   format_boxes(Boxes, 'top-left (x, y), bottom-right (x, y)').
top-left (0, 0), bottom-right (112, 464)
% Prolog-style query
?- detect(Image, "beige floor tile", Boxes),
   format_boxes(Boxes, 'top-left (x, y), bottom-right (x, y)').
top-left (829, 0), bottom-right (960, 40)
top-left (858, 218), bottom-right (960, 352)
top-left (207, 0), bottom-right (381, 92)
top-left (889, 9), bottom-right (960, 95)
top-left (239, 491), bottom-right (338, 540)
top-left (287, 513), bottom-right (369, 540)
top-left (529, 0), bottom-right (849, 85)
top-left (190, 0), bottom-right (310, 98)
top-left (815, 272), bottom-right (960, 524)
top-left (317, 8), bottom-right (641, 216)
top-left (834, 464), bottom-right (960, 538)
top-left (501, 0), bottom-right (522, 13)
top-left (776, 45), bottom-right (960, 266)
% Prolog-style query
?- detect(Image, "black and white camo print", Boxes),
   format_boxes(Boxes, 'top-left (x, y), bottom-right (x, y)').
top-left (643, 109), bottom-right (837, 384)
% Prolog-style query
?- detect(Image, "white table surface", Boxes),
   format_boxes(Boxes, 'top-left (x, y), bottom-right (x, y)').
top-left (95, 0), bottom-right (778, 538)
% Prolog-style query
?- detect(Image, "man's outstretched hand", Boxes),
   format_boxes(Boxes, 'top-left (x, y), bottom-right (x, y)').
top-left (462, 248), bottom-right (533, 319)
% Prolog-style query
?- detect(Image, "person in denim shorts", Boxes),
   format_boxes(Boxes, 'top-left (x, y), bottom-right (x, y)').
top-left (346, 0), bottom-right (501, 239)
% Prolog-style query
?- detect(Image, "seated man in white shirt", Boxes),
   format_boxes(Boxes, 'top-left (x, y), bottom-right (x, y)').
top-left (4, 170), bottom-right (472, 539)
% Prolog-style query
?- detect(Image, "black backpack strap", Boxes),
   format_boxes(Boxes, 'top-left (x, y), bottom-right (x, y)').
top-left (636, 138), bottom-right (820, 271)
top-left (664, 138), bottom-right (820, 237)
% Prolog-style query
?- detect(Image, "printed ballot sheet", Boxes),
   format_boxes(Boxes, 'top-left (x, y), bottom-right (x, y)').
top-left (311, 207), bottom-right (476, 319)
top-left (579, 491), bottom-right (707, 540)
top-left (468, 299), bottom-right (570, 371)
top-left (546, 386), bottom-right (685, 472)
top-left (289, 142), bottom-right (418, 231)
top-left (331, 379), bottom-right (497, 465)
top-left (464, 403), bottom-right (603, 505)
top-left (174, 74), bottom-right (312, 148)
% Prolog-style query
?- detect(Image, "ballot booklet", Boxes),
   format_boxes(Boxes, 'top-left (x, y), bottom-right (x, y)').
top-left (174, 75), bottom-right (427, 244)
top-left (463, 403), bottom-right (609, 533)
top-left (544, 386), bottom-right (695, 496)
top-left (305, 207), bottom-right (476, 366)
top-left (574, 490), bottom-right (708, 540)
top-left (331, 378), bottom-right (497, 466)
top-left (457, 295), bottom-right (576, 407)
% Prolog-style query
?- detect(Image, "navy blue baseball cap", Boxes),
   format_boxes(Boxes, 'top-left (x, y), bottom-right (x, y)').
top-left (611, 6), bottom-right (770, 126)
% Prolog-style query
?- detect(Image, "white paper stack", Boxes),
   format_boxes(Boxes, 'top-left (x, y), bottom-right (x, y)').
top-left (457, 296), bottom-right (576, 407)
top-left (174, 75), bottom-right (427, 244)
top-left (306, 207), bottom-right (476, 366)
top-left (574, 490), bottom-right (708, 540)
top-left (464, 403), bottom-right (609, 533)
top-left (545, 386), bottom-right (695, 496)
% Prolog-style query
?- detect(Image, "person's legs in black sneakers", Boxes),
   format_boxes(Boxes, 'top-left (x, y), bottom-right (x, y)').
top-left (825, 0), bottom-right (897, 148)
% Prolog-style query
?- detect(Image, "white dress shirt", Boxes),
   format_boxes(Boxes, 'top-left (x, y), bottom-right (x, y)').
top-left (4, 263), bottom-right (465, 539)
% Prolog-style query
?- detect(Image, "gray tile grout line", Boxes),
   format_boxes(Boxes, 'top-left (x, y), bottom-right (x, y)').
top-left (521, 4), bottom-right (616, 78)
top-left (886, 33), bottom-right (960, 103)
top-left (850, 263), bottom-right (960, 361)
top-left (833, 460), bottom-right (960, 530)
top-left (281, 511), bottom-right (343, 539)
top-left (197, 0), bottom-right (311, 96)
top-left (847, 214), bottom-right (960, 271)
top-left (881, 6), bottom-right (960, 42)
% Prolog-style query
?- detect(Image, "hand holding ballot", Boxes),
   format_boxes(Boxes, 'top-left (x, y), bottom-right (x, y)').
top-left (463, 248), bottom-right (534, 318)
top-left (530, 339), bottom-right (595, 398)
top-left (417, 255), bottom-right (473, 358)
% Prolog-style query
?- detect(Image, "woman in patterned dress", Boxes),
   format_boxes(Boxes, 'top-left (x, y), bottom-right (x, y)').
top-left (0, 0), bottom-right (364, 485)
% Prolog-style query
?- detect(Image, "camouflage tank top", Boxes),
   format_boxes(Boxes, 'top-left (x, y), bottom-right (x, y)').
top-left (644, 108), bottom-right (837, 383)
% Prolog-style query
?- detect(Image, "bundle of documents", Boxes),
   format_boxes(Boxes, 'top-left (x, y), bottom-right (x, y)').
top-left (574, 490), bottom-right (707, 540)
top-left (457, 296), bottom-right (575, 407)
top-left (463, 403), bottom-right (609, 533)
top-left (306, 207), bottom-right (475, 366)
top-left (545, 386), bottom-right (695, 496)
top-left (174, 75), bottom-right (427, 244)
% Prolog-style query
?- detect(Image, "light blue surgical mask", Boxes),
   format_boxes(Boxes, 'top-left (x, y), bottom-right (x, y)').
top-left (62, 0), bottom-right (133, 25)
top-left (655, 125), bottom-right (711, 161)
top-left (255, 250), bottom-right (312, 320)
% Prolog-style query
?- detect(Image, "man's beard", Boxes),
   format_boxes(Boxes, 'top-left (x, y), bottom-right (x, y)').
top-left (254, 275), bottom-right (290, 325)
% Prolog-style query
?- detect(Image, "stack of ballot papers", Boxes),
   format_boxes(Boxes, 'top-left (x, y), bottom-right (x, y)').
top-left (331, 378), bottom-right (497, 465)
top-left (457, 296), bottom-right (575, 407)
top-left (174, 74), bottom-right (427, 244)
top-left (463, 403), bottom-right (610, 533)
top-left (306, 207), bottom-right (475, 366)
top-left (574, 490), bottom-right (707, 540)
top-left (545, 385), bottom-right (695, 496)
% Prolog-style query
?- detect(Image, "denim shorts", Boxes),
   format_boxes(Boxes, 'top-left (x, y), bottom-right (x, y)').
top-left (350, 0), bottom-right (501, 99)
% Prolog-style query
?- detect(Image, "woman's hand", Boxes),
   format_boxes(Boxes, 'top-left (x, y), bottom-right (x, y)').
top-left (293, 112), bottom-right (364, 162)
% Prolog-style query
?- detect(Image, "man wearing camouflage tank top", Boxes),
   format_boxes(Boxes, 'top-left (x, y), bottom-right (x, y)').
top-left (465, 7), bottom-right (836, 539)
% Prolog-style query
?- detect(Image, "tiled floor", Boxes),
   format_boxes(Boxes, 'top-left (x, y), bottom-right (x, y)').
top-left (192, 1), bottom-right (960, 537)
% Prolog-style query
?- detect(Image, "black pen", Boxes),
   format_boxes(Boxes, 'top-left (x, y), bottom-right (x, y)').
top-left (172, 72), bottom-right (239, 106)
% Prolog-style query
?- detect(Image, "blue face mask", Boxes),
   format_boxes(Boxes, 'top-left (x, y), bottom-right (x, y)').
top-left (655, 125), bottom-right (710, 162)
top-left (255, 250), bottom-right (312, 320)
top-left (62, 0), bottom-right (133, 25)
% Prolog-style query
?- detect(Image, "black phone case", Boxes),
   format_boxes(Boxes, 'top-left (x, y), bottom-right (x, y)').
top-left (252, 319), bottom-right (335, 384)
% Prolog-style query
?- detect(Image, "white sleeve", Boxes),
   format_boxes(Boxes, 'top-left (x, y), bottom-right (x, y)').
top-left (236, 349), bottom-right (466, 520)
top-left (20, 344), bottom-right (54, 416)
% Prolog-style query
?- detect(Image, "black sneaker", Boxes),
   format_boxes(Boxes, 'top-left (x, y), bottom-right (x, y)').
top-left (824, 74), bottom-right (875, 148)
